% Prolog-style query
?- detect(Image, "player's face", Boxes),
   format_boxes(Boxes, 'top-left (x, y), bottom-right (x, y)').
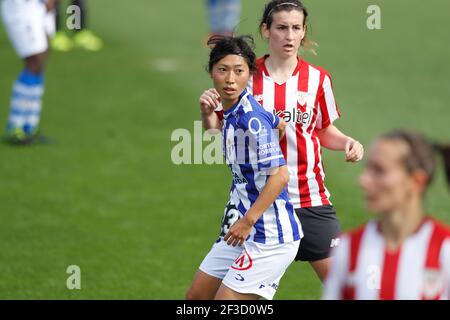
top-left (262, 10), bottom-right (306, 60)
top-left (211, 54), bottom-right (251, 109)
top-left (359, 140), bottom-right (417, 215)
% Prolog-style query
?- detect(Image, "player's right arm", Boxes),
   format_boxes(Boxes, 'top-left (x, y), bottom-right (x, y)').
top-left (199, 88), bottom-right (222, 131)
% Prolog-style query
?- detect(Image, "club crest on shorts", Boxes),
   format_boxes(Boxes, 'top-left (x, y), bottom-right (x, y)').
top-left (231, 250), bottom-right (253, 270)
top-left (422, 269), bottom-right (444, 299)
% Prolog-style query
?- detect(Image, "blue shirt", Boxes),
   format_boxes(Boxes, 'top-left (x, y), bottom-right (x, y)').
top-left (222, 89), bottom-right (302, 244)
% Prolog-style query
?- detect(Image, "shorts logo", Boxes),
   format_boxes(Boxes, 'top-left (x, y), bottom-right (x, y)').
top-left (330, 238), bottom-right (340, 248)
top-left (234, 274), bottom-right (245, 282)
top-left (231, 250), bottom-right (253, 271)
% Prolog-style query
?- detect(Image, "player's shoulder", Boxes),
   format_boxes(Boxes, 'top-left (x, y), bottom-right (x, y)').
top-left (255, 55), bottom-right (268, 72)
top-left (300, 57), bottom-right (333, 81)
top-left (428, 217), bottom-right (450, 238)
top-left (237, 98), bottom-right (272, 129)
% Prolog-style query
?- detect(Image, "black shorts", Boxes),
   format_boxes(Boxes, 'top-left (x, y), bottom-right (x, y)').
top-left (295, 205), bottom-right (341, 262)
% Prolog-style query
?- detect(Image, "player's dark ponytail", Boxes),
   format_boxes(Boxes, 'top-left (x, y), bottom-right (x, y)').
top-left (381, 130), bottom-right (450, 190)
top-left (433, 143), bottom-right (450, 187)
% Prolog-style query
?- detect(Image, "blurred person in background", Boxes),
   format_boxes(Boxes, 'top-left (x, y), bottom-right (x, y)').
top-left (1, 0), bottom-right (56, 144)
top-left (206, 0), bottom-right (241, 38)
top-left (51, 0), bottom-right (103, 52)
top-left (323, 130), bottom-right (450, 300)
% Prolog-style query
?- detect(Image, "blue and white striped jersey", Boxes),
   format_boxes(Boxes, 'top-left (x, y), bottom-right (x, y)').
top-left (222, 89), bottom-right (302, 245)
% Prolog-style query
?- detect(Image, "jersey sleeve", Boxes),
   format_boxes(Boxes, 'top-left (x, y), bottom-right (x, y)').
top-left (316, 73), bottom-right (341, 129)
top-left (322, 235), bottom-right (350, 300)
top-left (237, 111), bottom-right (285, 171)
top-left (214, 103), bottom-right (224, 121)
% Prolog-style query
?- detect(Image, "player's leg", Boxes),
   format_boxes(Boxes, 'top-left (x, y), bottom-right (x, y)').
top-left (186, 236), bottom-right (244, 300)
top-left (185, 270), bottom-right (222, 300)
top-left (214, 284), bottom-right (259, 300)
top-left (186, 202), bottom-right (243, 299)
top-left (1, 0), bottom-right (49, 142)
top-left (51, 0), bottom-right (74, 52)
top-left (310, 258), bottom-right (332, 282)
top-left (72, 0), bottom-right (103, 51)
top-left (294, 205), bottom-right (341, 282)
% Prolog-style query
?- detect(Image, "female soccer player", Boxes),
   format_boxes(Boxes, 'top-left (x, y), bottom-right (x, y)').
top-left (1, 0), bottom-right (56, 144)
top-left (189, 35), bottom-right (302, 300)
top-left (191, 0), bottom-right (364, 298)
top-left (323, 130), bottom-right (450, 300)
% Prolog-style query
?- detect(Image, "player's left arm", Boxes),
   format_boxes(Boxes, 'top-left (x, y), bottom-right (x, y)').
top-left (315, 72), bottom-right (364, 162)
top-left (317, 124), bottom-right (364, 162)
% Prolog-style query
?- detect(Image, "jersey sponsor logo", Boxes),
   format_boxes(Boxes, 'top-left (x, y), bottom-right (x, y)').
top-left (231, 250), bottom-right (253, 271)
top-left (248, 117), bottom-right (262, 135)
top-left (422, 269), bottom-right (445, 299)
top-left (273, 107), bottom-right (313, 126)
top-left (257, 142), bottom-right (280, 157)
top-left (232, 172), bottom-right (248, 185)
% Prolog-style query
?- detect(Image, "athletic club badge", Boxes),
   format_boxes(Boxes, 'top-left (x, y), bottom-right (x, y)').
top-left (297, 91), bottom-right (308, 106)
top-left (422, 269), bottom-right (444, 299)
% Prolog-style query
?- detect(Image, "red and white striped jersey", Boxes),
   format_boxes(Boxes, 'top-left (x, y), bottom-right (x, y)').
top-left (323, 217), bottom-right (450, 300)
top-left (215, 56), bottom-right (341, 208)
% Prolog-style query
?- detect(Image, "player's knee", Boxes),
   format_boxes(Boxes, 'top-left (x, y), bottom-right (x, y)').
top-left (25, 53), bottom-right (47, 74)
top-left (185, 286), bottom-right (209, 300)
top-left (185, 287), bottom-right (197, 300)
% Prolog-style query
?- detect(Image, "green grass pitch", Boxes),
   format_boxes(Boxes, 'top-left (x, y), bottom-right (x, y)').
top-left (0, 0), bottom-right (449, 299)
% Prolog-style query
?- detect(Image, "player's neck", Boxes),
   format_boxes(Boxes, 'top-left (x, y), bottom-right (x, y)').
top-left (380, 200), bottom-right (425, 251)
top-left (222, 98), bottom-right (238, 112)
top-left (265, 54), bottom-right (298, 83)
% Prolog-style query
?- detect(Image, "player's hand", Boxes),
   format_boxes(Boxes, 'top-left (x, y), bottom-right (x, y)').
top-left (276, 119), bottom-right (287, 140)
top-left (199, 88), bottom-right (220, 116)
top-left (345, 138), bottom-right (364, 162)
top-left (224, 215), bottom-right (253, 247)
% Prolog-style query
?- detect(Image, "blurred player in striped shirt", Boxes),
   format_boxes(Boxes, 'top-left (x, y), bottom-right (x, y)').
top-left (323, 130), bottom-right (450, 300)
top-left (193, 1), bottom-right (364, 297)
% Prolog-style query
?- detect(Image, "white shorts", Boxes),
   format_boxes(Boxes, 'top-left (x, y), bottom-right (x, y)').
top-left (1, 0), bottom-right (55, 58)
top-left (200, 239), bottom-right (300, 300)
